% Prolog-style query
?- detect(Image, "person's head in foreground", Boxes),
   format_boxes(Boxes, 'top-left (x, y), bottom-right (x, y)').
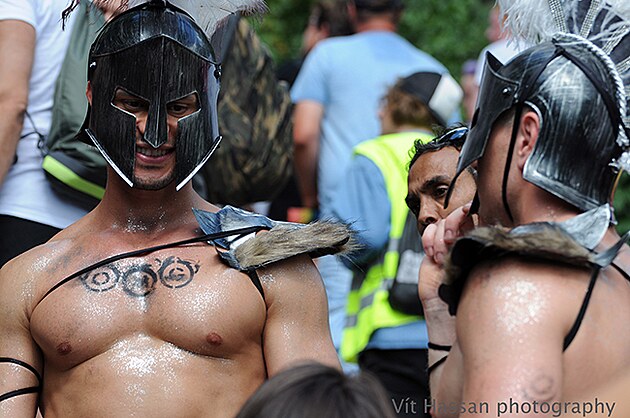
top-left (235, 362), bottom-right (396, 418)
top-left (407, 126), bottom-right (477, 235)
top-left (447, 0), bottom-right (630, 228)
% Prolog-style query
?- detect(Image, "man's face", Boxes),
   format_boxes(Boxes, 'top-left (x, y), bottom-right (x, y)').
top-left (110, 88), bottom-right (200, 190)
top-left (407, 146), bottom-right (477, 234)
top-left (475, 118), bottom-right (514, 226)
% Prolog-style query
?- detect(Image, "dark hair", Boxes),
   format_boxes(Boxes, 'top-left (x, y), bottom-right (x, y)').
top-left (408, 124), bottom-right (467, 170)
top-left (354, 0), bottom-right (404, 24)
top-left (310, 0), bottom-right (354, 37)
top-left (236, 362), bottom-right (396, 418)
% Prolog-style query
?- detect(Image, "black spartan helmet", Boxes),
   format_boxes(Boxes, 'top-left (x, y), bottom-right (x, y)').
top-left (83, 1), bottom-right (222, 190)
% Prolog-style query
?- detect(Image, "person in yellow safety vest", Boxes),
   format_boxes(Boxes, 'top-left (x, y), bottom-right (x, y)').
top-left (328, 71), bottom-right (467, 417)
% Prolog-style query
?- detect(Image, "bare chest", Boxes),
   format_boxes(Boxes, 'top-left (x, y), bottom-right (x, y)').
top-left (30, 250), bottom-right (266, 370)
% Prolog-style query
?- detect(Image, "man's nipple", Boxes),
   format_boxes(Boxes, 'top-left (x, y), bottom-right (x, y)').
top-left (205, 332), bottom-right (223, 346)
top-left (56, 341), bottom-right (73, 356)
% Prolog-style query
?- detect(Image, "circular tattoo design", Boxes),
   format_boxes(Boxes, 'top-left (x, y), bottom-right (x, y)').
top-left (81, 265), bottom-right (121, 292)
top-left (158, 256), bottom-right (199, 289)
top-left (122, 263), bottom-right (158, 297)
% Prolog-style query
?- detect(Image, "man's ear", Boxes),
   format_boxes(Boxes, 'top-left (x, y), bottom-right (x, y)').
top-left (86, 81), bottom-right (93, 106)
top-left (516, 110), bottom-right (540, 170)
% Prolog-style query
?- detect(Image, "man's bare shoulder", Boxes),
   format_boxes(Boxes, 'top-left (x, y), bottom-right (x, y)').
top-left (257, 254), bottom-right (323, 302)
top-left (0, 215), bottom-right (113, 311)
top-left (460, 257), bottom-right (596, 340)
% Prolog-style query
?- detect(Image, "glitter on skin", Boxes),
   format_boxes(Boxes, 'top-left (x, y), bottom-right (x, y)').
top-left (109, 335), bottom-right (188, 408)
top-left (494, 280), bottom-right (546, 334)
top-left (259, 272), bottom-right (275, 284)
top-left (125, 217), bottom-right (149, 233)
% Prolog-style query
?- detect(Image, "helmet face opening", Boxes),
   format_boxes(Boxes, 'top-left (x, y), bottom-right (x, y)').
top-left (84, 4), bottom-right (221, 190)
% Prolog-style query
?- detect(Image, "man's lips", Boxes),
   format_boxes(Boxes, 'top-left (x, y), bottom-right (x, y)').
top-left (136, 146), bottom-right (174, 163)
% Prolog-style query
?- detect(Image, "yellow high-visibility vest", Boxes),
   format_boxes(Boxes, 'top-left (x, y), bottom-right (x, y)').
top-left (341, 131), bottom-right (432, 362)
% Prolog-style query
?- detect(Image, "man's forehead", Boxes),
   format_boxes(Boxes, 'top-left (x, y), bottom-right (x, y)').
top-left (413, 147), bottom-right (459, 178)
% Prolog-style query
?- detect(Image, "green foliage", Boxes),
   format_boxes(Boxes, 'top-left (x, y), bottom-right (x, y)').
top-left (255, 0), bottom-right (313, 63)
top-left (613, 174), bottom-right (630, 233)
top-left (256, 0), bottom-right (493, 78)
top-left (399, 1), bottom-right (491, 77)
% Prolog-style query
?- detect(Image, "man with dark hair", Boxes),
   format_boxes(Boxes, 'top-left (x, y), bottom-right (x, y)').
top-left (0, 2), bottom-right (345, 416)
top-left (330, 72), bottom-right (464, 417)
top-left (291, 0), bottom-right (454, 354)
top-left (406, 127), bottom-right (476, 236)
top-left (420, 1), bottom-right (630, 415)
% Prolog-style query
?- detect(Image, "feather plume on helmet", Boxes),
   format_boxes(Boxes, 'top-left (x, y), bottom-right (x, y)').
top-left (497, 0), bottom-right (630, 156)
top-left (62, 0), bottom-right (267, 51)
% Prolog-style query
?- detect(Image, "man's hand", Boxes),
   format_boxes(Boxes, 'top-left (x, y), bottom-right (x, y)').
top-left (422, 203), bottom-right (475, 266)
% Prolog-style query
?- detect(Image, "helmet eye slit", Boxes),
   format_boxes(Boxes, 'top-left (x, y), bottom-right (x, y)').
top-left (111, 87), bottom-right (150, 116)
top-left (166, 92), bottom-right (200, 120)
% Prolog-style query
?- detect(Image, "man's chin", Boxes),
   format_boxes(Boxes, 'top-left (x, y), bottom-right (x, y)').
top-left (132, 176), bottom-right (175, 191)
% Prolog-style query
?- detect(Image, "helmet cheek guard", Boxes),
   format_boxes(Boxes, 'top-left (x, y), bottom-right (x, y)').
top-left (456, 52), bottom-right (520, 180)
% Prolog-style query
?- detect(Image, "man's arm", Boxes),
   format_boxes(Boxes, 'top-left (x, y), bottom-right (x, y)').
top-left (0, 259), bottom-right (43, 417)
top-left (260, 254), bottom-right (340, 376)
top-left (454, 258), bottom-right (580, 417)
top-left (0, 19), bottom-right (35, 186)
top-left (292, 100), bottom-right (323, 209)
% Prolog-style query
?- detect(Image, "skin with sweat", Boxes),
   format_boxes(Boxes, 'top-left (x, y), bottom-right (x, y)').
top-left (421, 112), bottom-right (630, 417)
top-left (0, 87), bottom-right (339, 418)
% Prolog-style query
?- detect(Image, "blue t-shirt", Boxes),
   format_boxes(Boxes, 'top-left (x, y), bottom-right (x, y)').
top-left (291, 31), bottom-right (448, 213)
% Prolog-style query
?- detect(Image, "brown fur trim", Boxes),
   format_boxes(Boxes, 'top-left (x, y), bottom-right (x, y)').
top-left (233, 220), bottom-right (360, 270)
top-left (443, 225), bottom-right (596, 285)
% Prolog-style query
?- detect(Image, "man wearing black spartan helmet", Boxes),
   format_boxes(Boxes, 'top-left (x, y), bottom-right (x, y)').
top-left (0, 1), bottom-right (352, 416)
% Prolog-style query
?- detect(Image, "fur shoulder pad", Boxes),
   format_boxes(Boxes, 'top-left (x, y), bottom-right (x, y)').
top-left (193, 206), bottom-right (358, 271)
top-left (439, 223), bottom-right (597, 315)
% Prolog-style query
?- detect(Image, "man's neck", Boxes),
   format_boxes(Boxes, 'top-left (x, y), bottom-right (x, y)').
top-left (95, 174), bottom-right (211, 240)
top-left (355, 18), bottom-right (397, 33)
top-left (512, 183), bottom-right (580, 226)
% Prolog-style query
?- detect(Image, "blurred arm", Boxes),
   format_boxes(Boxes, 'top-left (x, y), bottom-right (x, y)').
top-left (292, 100), bottom-right (323, 209)
top-left (0, 19), bottom-right (35, 186)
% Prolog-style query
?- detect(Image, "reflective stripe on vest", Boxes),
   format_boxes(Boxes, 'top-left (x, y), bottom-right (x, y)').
top-left (340, 131), bottom-right (432, 362)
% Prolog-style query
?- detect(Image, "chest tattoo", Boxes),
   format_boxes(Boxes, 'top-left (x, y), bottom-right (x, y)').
top-left (80, 256), bottom-right (200, 297)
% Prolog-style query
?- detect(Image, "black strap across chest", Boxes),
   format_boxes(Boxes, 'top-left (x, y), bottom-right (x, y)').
top-left (36, 226), bottom-right (266, 308)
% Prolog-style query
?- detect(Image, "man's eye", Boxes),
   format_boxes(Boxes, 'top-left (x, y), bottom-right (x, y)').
top-left (167, 103), bottom-right (196, 118)
top-left (433, 187), bottom-right (448, 199)
top-left (124, 100), bottom-right (144, 110)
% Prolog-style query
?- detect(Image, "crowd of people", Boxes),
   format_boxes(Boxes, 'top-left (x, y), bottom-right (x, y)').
top-left (0, 0), bottom-right (628, 417)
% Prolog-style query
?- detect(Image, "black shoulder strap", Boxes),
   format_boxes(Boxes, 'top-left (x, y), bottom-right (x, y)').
top-left (611, 261), bottom-right (630, 282)
top-left (563, 267), bottom-right (601, 351)
top-left (246, 269), bottom-right (265, 301)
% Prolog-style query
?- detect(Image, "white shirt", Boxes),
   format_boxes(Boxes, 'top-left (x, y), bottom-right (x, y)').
top-left (0, 0), bottom-right (87, 228)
